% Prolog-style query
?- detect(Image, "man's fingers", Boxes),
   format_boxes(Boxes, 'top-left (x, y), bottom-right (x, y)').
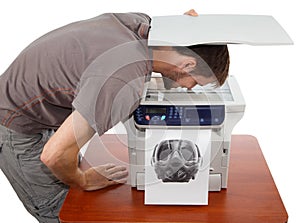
top-left (108, 169), bottom-right (128, 181)
top-left (94, 164), bottom-right (127, 176)
top-left (106, 177), bottom-right (127, 186)
top-left (184, 9), bottom-right (199, 17)
top-left (103, 163), bottom-right (116, 170)
top-left (107, 165), bottom-right (128, 182)
top-left (106, 165), bottom-right (127, 174)
top-left (93, 163), bottom-right (128, 184)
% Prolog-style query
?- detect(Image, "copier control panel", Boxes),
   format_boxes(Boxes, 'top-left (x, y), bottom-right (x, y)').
top-left (134, 105), bottom-right (225, 126)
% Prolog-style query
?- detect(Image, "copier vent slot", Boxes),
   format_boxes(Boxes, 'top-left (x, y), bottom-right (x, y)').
top-left (223, 148), bottom-right (229, 155)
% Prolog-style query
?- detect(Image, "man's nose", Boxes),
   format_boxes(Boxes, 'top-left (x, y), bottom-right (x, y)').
top-left (185, 82), bottom-right (197, 90)
top-left (170, 151), bottom-right (183, 167)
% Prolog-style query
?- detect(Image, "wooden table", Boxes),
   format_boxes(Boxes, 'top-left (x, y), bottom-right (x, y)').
top-left (59, 135), bottom-right (288, 223)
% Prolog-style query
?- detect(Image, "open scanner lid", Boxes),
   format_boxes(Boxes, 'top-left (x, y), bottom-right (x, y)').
top-left (148, 14), bottom-right (293, 46)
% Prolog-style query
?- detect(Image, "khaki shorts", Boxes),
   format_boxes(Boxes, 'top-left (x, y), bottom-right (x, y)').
top-left (0, 124), bottom-right (69, 223)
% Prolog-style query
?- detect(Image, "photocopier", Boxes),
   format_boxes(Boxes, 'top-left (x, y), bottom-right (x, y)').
top-left (124, 14), bottom-right (293, 191)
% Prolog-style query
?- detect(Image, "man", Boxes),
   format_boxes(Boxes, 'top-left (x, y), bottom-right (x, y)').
top-left (0, 9), bottom-right (229, 222)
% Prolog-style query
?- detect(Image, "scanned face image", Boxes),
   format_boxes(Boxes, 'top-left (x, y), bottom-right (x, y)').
top-left (145, 129), bottom-right (211, 205)
top-left (151, 139), bottom-right (203, 183)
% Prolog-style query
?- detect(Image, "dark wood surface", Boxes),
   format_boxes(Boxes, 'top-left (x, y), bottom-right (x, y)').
top-left (59, 135), bottom-right (288, 223)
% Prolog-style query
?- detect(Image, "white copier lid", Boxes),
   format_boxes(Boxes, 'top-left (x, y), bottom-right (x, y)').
top-left (148, 14), bottom-right (293, 46)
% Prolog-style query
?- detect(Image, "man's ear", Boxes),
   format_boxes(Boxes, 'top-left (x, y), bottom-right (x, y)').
top-left (179, 57), bottom-right (197, 73)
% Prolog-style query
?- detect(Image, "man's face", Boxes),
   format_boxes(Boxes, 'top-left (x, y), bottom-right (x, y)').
top-left (162, 68), bottom-right (217, 89)
top-left (153, 47), bottom-right (217, 89)
top-left (171, 74), bottom-right (197, 89)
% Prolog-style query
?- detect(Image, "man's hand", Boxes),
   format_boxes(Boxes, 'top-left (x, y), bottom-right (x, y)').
top-left (184, 9), bottom-right (199, 16)
top-left (41, 111), bottom-right (128, 191)
top-left (82, 164), bottom-right (128, 191)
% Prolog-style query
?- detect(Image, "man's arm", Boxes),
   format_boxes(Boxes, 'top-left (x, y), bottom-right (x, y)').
top-left (40, 110), bottom-right (128, 191)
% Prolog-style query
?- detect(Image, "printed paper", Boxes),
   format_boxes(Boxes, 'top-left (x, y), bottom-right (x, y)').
top-left (145, 128), bottom-right (211, 205)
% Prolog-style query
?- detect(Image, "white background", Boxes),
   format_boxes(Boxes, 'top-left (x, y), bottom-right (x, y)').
top-left (0, 0), bottom-right (299, 222)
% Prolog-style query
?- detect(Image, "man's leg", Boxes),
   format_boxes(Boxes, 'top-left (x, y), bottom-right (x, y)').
top-left (0, 125), bottom-right (69, 223)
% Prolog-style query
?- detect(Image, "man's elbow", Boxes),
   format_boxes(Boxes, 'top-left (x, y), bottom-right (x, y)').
top-left (40, 142), bottom-right (60, 169)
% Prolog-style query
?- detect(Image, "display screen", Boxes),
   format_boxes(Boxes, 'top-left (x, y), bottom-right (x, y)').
top-left (146, 107), bottom-right (166, 114)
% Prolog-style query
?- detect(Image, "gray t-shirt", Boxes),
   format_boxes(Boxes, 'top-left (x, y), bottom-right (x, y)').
top-left (0, 13), bottom-right (152, 135)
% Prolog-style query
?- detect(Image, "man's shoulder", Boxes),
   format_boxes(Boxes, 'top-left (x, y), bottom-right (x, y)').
top-left (102, 12), bottom-right (151, 23)
top-left (100, 13), bottom-right (151, 38)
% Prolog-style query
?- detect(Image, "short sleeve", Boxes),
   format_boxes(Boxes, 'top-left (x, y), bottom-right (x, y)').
top-left (72, 40), bottom-right (151, 135)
